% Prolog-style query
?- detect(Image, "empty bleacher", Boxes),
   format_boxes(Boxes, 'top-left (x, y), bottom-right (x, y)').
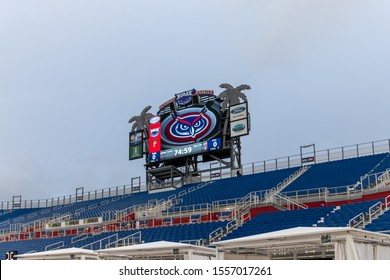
top-left (177, 167), bottom-right (299, 206)
top-left (283, 154), bottom-right (390, 193)
top-left (222, 207), bottom-right (334, 240)
top-left (365, 210), bottom-right (390, 232)
top-left (1, 150), bottom-right (390, 259)
top-left (317, 200), bottom-right (382, 227)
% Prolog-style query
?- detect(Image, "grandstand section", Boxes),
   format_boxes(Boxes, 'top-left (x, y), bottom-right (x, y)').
top-left (1, 139), bottom-right (390, 260)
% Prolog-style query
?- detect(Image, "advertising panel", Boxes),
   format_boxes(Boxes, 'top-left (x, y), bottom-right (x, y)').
top-left (175, 89), bottom-right (195, 108)
top-left (229, 102), bottom-right (248, 122)
top-left (129, 130), bottom-right (143, 145)
top-left (129, 130), bottom-right (143, 160)
top-left (230, 118), bottom-right (249, 138)
top-left (129, 145), bottom-right (143, 160)
top-left (148, 116), bottom-right (161, 154)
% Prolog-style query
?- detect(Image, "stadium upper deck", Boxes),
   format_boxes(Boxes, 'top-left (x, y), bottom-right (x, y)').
top-left (1, 139), bottom-right (389, 259)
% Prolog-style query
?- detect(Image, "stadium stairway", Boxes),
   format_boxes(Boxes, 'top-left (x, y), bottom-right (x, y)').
top-left (363, 195), bottom-right (390, 232)
top-left (365, 210), bottom-right (390, 232)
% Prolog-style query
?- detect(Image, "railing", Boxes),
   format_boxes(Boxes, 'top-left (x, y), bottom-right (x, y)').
top-left (242, 139), bottom-right (390, 175)
top-left (263, 166), bottom-right (309, 203)
top-left (106, 182), bottom-right (212, 223)
top-left (82, 233), bottom-right (118, 250)
top-left (226, 219), bottom-right (239, 233)
top-left (2, 139), bottom-right (389, 210)
top-left (353, 195), bottom-right (390, 230)
top-left (45, 241), bottom-right (64, 251)
top-left (349, 199), bottom-right (386, 228)
top-left (180, 239), bottom-right (203, 246)
top-left (232, 192), bottom-right (258, 220)
top-left (376, 169), bottom-right (390, 190)
top-left (0, 183), bottom-right (144, 210)
top-left (368, 201), bottom-right (383, 223)
top-left (71, 233), bottom-right (90, 244)
top-left (209, 227), bottom-right (225, 244)
top-left (105, 231), bottom-right (141, 249)
top-left (1, 146), bottom-right (390, 240)
top-left (348, 213), bottom-right (365, 228)
top-left (159, 203), bottom-right (212, 219)
top-left (386, 195), bottom-right (390, 210)
top-left (272, 193), bottom-right (308, 210)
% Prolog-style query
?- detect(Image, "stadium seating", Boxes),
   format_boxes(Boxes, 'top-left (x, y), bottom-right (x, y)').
top-left (0, 236), bottom-right (74, 259)
top-left (1, 152), bottom-right (390, 259)
top-left (317, 200), bottom-right (382, 227)
top-left (0, 209), bottom-right (39, 224)
top-left (364, 208), bottom-right (390, 232)
top-left (176, 167), bottom-right (299, 206)
top-left (0, 181), bottom-right (205, 231)
top-left (64, 221), bottom-right (229, 250)
top-left (283, 154), bottom-right (390, 193)
top-left (222, 207), bottom-right (334, 240)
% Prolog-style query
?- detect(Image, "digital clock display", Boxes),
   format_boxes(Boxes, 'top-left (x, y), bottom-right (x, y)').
top-left (149, 138), bottom-right (221, 163)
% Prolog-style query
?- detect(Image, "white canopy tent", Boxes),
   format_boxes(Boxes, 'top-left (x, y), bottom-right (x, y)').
top-left (16, 247), bottom-right (98, 260)
top-left (98, 241), bottom-right (217, 260)
top-left (213, 227), bottom-right (390, 260)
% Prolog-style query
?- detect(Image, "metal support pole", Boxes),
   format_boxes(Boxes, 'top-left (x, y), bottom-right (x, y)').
top-left (357, 144), bottom-right (360, 157)
top-left (388, 139), bottom-right (390, 153)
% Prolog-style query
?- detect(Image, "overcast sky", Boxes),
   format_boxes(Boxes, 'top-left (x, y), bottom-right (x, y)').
top-left (1, 0), bottom-right (389, 201)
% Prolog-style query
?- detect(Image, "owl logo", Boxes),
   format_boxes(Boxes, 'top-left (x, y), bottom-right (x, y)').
top-left (172, 113), bottom-right (208, 138)
top-left (161, 105), bottom-right (218, 146)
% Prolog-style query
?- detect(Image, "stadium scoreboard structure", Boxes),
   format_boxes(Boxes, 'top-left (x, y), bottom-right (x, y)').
top-left (129, 86), bottom-right (250, 190)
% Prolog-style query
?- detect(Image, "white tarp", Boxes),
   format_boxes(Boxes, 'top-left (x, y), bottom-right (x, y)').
top-left (16, 247), bottom-right (98, 260)
top-left (214, 227), bottom-right (390, 260)
top-left (376, 245), bottom-right (390, 260)
top-left (98, 241), bottom-right (216, 260)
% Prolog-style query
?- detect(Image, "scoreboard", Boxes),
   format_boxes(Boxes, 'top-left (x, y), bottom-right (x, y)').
top-left (130, 88), bottom-right (249, 166)
top-left (145, 89), bottom-right (223, 165)
top-left (148, 138), bottom-right (221, 163)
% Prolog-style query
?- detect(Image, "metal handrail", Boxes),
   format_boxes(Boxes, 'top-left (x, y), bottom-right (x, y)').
top-left (45, 241), bottom-right (64, 251)
top-left (2, 139), bottom-right (389, 210)
top-left (385, 195), bottom-right (390, 210)
top-left (273, 193), bottom-right (308, 210)
top-left (348, 213), bottom-right (365, 228)
top-left (368, 201), bottom-right (383, 223)
top-left (105, 231), bottom-right (141, 249)
top-left (263, 166), bottom-right (309, 203)
top-left (82, 233), bottom-right (118, 250)
top-left (2, 150), bottom-right (390, 239)
top-left (209, 227), bottom-right (224, 244)
top-left (71, 233), bottom-right (89, 244)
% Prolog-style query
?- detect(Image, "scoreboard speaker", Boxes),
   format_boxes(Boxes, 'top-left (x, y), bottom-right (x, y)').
top-left (5, 250), bottom-right (18, 260)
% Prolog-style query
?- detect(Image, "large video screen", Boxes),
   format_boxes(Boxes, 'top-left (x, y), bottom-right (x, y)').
top-left (148, 90), bottom-right (222, 163)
